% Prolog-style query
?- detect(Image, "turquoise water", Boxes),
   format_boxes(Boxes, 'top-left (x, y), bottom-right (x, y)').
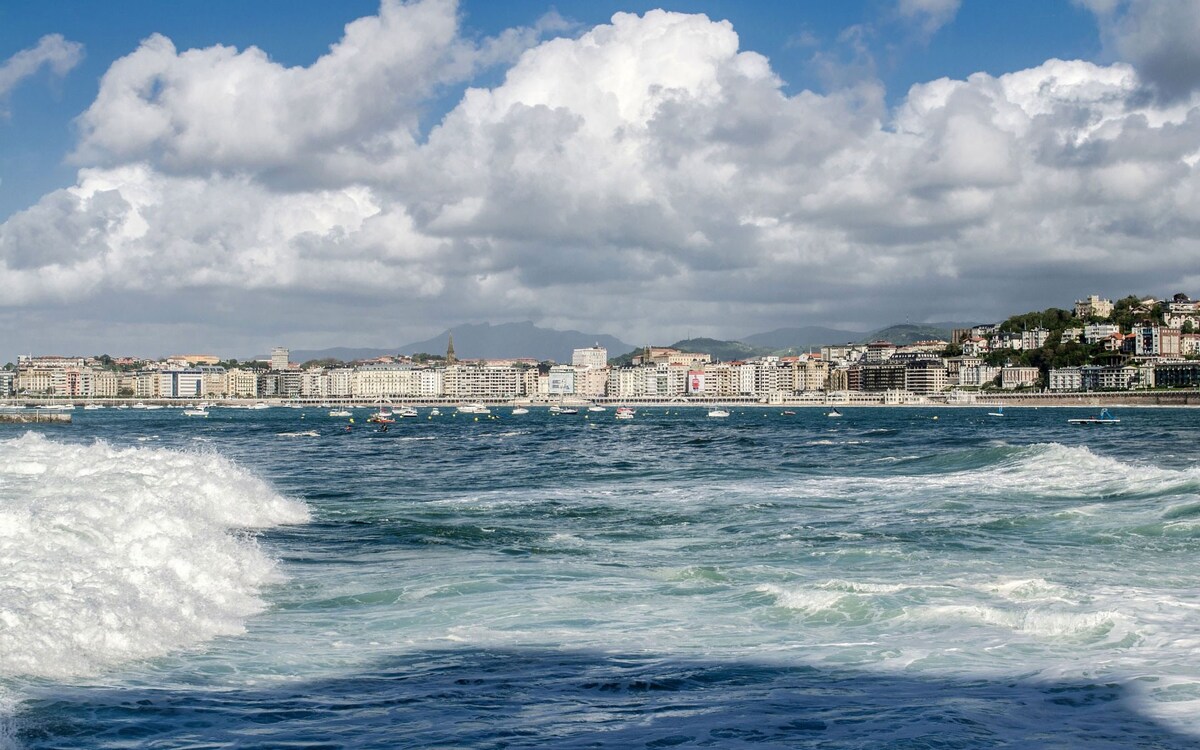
top-left (3, 406), bottom-right (1200, 748)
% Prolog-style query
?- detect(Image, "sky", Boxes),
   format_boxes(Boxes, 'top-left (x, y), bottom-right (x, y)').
top-left (1, 0), bottom-right (1199, 358)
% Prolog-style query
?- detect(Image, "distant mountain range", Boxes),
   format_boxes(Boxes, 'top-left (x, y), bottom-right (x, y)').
top-left (280, 320), bottom-right (975, 365)
top-left (284, 322), bottom-right (634, 364)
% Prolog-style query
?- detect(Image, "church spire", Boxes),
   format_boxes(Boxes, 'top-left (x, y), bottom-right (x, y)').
top-left (446, 333), bottom-right (457, 363)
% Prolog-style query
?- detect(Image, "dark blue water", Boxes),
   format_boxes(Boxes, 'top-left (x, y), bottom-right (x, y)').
top-left (3, 405), bottom-right (1200, 748)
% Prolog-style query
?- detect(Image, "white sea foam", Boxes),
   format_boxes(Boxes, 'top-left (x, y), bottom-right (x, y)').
top-left (0, 433), bottom-right (309, 680)
top-left (915, 604), bottom-right (1128, 639)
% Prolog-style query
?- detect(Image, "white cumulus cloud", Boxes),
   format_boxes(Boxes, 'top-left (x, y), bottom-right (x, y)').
top-left (2, 0), bottom-right (1200, 354)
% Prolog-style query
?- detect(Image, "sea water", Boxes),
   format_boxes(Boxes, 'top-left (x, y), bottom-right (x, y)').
top-left (2, 406), bottom-right (1200, 748)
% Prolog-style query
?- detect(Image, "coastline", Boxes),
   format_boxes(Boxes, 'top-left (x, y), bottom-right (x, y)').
top-left (4, 390), bottom-right (1200, 410)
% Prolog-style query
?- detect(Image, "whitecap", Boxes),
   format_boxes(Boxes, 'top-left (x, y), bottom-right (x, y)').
top-left (0, 432), bottom-right (309, 680)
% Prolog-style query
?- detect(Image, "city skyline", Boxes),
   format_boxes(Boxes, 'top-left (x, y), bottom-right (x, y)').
top-left (3, 1), bottom-right (1200, 356)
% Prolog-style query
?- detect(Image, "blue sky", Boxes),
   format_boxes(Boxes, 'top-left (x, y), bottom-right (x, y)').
top-left (1, 0), bottom-right (1199, 356)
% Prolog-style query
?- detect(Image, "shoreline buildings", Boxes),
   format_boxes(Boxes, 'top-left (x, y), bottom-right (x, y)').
top-left (6, 293), bottom-right (1200, 402)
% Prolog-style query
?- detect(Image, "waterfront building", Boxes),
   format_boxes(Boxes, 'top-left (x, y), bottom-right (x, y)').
top-left (1048, 367), bottom-right (1083, 392)
top-left (572, 346), bottom-right (608, 370)
top-left (159, 369), bottom-right (205, 398)
top-left (791, 358), bottom-right (830, 392)
top-left (443, 365), bottom-right (521, 399)
top-left (904, 359), bottom-right (948, 395)
top-left (958, 364), bottom-right (1000, 388)
top-left (0, 370), bottom-right (13, 397)
top-left (1075, 295), bottom-right (1114, 319)
top-left (1155, 362), bottom-right (1200, 388)
top-left (353, 365), bottom-right (420, 398)
top-left (301, 369), bottom-right (330, 399)
top-left (606, 367), bottom-right (642, 399)
top-left (257, 372), bottom-right (280, 398)
top-left (226, 368), bottom-right (259, 398)
top-left (574, 366), bottom-right (608, 397)
top-left (859, 363), bottom-right (907, 392)
top-left (278, 370), bottom-right (302, 399)
top-left (271, 347), bottom-right (291, 371)
top-left (548, 365), bottom-right (575, 395)
top-left (328, 368), bottom-right (354, 397)
top-left (1000, 366), bottom-right (1040, 390)
top-left (1081, 365), bottom-right (1138, 391)
top-left (135, 371), bottom-right (160, 398)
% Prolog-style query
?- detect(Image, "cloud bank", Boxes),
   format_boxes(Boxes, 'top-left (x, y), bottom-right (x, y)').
top-left (2, 0), bottom-right (1200, 354)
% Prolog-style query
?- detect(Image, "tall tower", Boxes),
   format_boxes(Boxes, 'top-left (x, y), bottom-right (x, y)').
top-left (446, 333), bottom-right (457, 364)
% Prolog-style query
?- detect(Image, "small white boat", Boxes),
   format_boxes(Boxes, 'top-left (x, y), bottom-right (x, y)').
top-left (183, 408), bottom-right (209, 417)
top-left (511, 407), bottom-right (529, 415)
top-left (250, 402), bottom-right (271, 410)
top-left (1068, 408), bottom-right (1120, 425)
top-left (395, 406), bottom-right (419, 418)
top-left (826, 408), bottom-right (843, 418)
top-left (457, 403), bottom-right (491, 414)
top-left (557, 407), bottom-right (579, 415)
top-left (329, 409), bottom-right (352, 417)
top-left (707, 408), bottom-right (731, 418)
top-left (83, 403), bottom-right (106, 410)
top-left (132, 402), bottom-right (147, 409)
top-left (429, 408), bottom-right (441, 416)
top-left (587, 405), bottom-right (607, 412)
top-left (143, 404), bottom-right (164, 410)
top-left (615, 406), bottom-right (635, 420)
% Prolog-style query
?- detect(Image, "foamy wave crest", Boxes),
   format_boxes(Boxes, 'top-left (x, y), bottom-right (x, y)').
top-left (0, 433), bottom-right (309, 679)
top-left (985, 443), bottom-right (1195, 497)
top-left (917, 604), bottom-right (1127, 639)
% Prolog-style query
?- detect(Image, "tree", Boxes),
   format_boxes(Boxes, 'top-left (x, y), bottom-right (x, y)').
top-left (1183, 320), bottom-right (1196, 334)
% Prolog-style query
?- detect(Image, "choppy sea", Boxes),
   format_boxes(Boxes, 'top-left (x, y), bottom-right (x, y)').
top-left (3, 405), bottom-right (1200, 748)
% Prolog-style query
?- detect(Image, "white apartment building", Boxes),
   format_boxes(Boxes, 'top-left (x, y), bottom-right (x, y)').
top-left (354, 365), bottom-right (423, 398)
top-left (1083, 323), bottom-right (1120, 344)
top-left (607, 367), bottom-right (644, 399)
top-left (1020, 328), bottom-right (1051, 350)
top-left (301, 370), bottom-right (330, 398)
top-left (443, 365), bottom-right (522, 399)
top-left (958, 364), bottom-right (1000, 388)
top-left (271, 347), bottom-right (290, 371)
top-left (159, 369), bottom-right (205, 398)
top-left (1049, 367), bottom-right (1083, 392)
top-left (328, 368), bottom-right (355, 397)
top-left (571, 346), bottom-right (608, 370)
